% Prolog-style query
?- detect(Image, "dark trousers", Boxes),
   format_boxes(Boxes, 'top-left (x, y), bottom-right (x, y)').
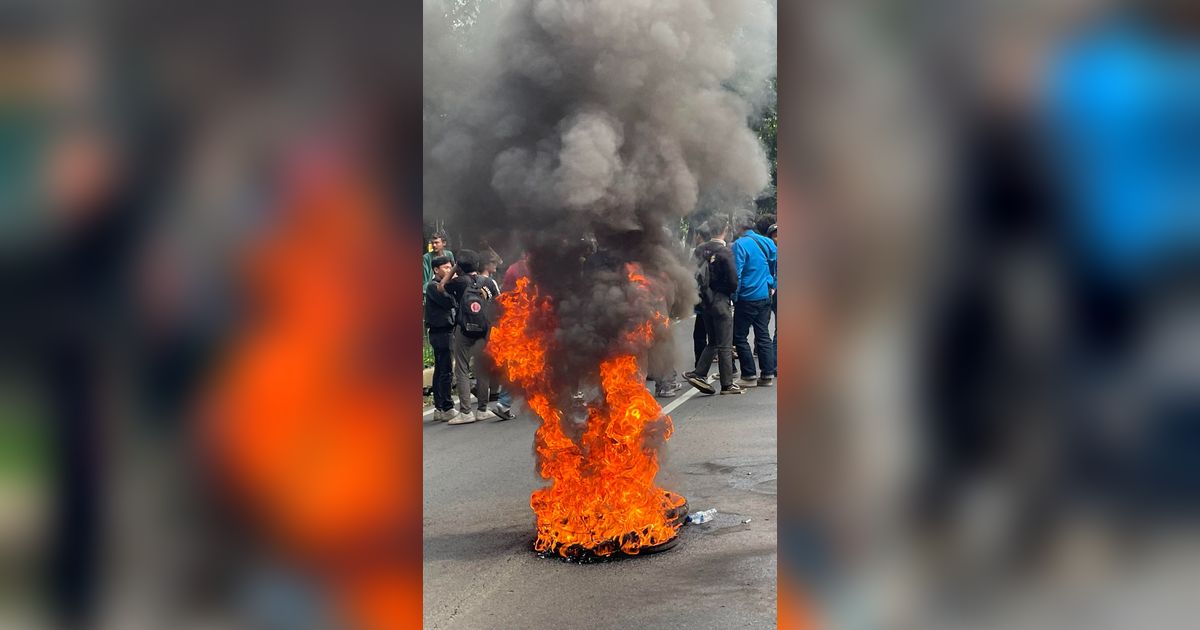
top-left (428, 329), bottom-right (455, 411)
top-left (695, 296), bottom-right (735, 388)
top-left (734, 298), bottom-right (776, 379)
top-left (693, 313), bottom-right (707, 365)
top-left (454, 328), bottom-right (490, 411)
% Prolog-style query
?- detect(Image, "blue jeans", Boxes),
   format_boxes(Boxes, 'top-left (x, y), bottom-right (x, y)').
top-left (733, 298), bottom-right (776, 379)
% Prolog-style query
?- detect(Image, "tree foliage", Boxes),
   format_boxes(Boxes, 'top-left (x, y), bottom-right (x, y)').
top-left (753, 76), bottom-right (778, 215)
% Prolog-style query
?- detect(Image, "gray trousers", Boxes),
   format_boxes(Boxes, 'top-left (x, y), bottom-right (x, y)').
top-left (695, 296), bottom-right (735, 389)
top-left (454, 328), bottom-right (490, 412)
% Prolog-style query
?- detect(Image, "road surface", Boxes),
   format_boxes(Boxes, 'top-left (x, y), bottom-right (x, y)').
top-left (423, 317), bottom-right (778, 629)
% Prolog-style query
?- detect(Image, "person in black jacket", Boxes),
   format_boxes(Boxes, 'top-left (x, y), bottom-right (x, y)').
top-left (425, 256), bottom-right (459, 421)
top-left (445, 250), bottom-right (496, 423)
top-left (684, 221), bottom-right (743, 395)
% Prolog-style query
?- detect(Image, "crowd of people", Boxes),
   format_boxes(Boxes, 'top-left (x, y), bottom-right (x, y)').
top-left (684, 214), bottom-right (778, 395)
top-left (424, 241), bottom-right (521, 424)
top-left (422, 214), bottom-right (777, 425)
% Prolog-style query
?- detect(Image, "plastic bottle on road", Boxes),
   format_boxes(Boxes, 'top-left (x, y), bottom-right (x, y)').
top-left (686, 509), bottom-right (716, 524)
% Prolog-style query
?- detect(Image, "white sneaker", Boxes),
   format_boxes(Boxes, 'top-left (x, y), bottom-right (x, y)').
top-left (473, 409), bottom-right (496, 421)
top-left (737, 377), bottom-right (759, 387)
top-left (437, 409), bottom-right (458, 422)
top-left (447, 411), bottom-right (477, 425)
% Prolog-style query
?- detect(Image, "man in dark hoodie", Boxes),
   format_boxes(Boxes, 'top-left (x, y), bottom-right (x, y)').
top-left (446, 249), bottom-right (496, 424)
top-left (425, 255), bottom-right (459, 421)
top-left (684, 220), bottom-right (743, 395)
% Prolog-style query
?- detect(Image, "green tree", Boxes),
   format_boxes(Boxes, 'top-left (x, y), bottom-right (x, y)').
top-left (753, 76), bottom-right (778, 215)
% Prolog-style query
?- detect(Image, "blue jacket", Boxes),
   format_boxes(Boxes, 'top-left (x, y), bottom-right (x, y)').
top-left (1046, 17), bottom-right (1200, 284)
top-left (732, 230), bottom-right (777, 302)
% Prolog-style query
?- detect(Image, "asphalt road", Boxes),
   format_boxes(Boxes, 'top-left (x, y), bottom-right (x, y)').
top-left (423, 316), bottom-right (777, 629)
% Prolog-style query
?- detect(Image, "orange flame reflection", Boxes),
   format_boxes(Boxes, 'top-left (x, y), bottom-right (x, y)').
top-left (203, 148), bottom-right (418, 629)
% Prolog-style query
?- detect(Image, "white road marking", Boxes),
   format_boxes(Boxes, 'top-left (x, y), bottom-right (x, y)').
top-left (660, 385), bottom-right (703, 417)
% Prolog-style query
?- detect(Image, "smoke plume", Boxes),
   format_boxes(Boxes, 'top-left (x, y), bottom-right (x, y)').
top-left (424, 0), bottom-right (775, 391)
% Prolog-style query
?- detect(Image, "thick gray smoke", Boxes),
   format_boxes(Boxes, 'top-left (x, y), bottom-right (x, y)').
top-left (425, 0), bottom-right (775, 393)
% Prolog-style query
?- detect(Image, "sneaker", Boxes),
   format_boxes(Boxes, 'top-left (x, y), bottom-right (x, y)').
top-left (431, 409), bottom-right (448, 421)
top-left (720, 384), bottom-right (745, 395)
top-left (492, 405), bottom-right (514, 422)
top-left (757, 376), bottom-right (775, 387)
top-left (447, 412), bottom-right (477, 425)
top-left (656, 381), bottom-right (683, 398)
top-left (474, 409), bottom-right (496, 421)
top-left (683, 371), bottom-right (717, 395)
top-left (737, 377), bottom-right (759, 387)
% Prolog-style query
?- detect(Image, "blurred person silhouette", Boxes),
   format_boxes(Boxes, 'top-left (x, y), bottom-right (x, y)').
top-left (493, 248), bottom-right (531, 418)
top-left (501, 248), bottom-right (530, 293)
top-left (0, 17), bottom-right (182, 625)
top-left (1043, 0), bottom-right (1200, 514)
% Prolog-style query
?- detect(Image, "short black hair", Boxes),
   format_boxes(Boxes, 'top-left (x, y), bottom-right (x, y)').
top-left (455, 249), bottom-right (479, 274)
top-left (695, 221), bottom-right (716, 241)
top-left (755, 214), bottom-right (776, 236)
top-left (430, 255), bottom-right (452, 268)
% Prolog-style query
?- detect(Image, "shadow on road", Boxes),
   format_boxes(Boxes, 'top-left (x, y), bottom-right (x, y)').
top-left (423, 527), bottom-right (533, 563)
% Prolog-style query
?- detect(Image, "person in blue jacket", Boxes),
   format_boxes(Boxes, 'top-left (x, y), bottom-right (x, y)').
top-left (731, 214), bottom-right (777, 386)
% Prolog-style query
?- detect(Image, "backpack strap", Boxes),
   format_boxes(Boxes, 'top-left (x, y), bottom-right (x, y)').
top-left (750, 235), bottom-right (769, 259)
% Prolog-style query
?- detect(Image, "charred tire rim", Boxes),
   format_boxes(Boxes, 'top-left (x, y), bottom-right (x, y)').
top-left (535, 494), bottom-right (688, 561)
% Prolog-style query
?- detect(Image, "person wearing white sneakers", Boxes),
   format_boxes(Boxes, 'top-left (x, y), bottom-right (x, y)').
top-left (425, 256), bottom-right (459, 422)
top-left (446, 250), bottom-right (496, 424)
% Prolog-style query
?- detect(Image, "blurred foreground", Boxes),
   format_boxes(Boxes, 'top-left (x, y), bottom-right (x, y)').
top-left (1, 3), bottom-right (422, 628)
top-left (778, 1), bottom-right (1200, 627)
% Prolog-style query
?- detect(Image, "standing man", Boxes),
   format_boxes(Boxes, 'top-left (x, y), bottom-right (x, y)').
top-left (422, 233), bottom-right (454, 288)
top-left (425, 256), bottom-right (458, 421)
top-left (766, 221), bottom-right (778, 346)
top-left (495, 249), bottom-right (532, 418)
top-left (684, 221), bottom-right (742, 395)
top-left (478, 251), bottom-right (513, 420)
top-left (690, 228), bottom-right (709, 365)
top-left (732, 215), bottom-right (777, 387)
top-left (446, 250), bottom-right (496, 424)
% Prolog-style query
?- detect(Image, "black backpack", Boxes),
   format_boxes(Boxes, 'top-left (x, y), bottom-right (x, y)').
top-left (457, 274), bottom-right (492, 338)
top-left (696, 250), bottom-right (718, 307)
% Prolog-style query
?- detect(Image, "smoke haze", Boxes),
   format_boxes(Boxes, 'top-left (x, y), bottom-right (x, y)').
top-left (424, 0), bottom-right (775, 390)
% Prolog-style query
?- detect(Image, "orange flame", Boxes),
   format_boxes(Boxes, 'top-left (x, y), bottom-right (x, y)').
top-left (489, 275), bottom-right (686, 557)
top-left (202, 147), bottom-right (418, 628)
